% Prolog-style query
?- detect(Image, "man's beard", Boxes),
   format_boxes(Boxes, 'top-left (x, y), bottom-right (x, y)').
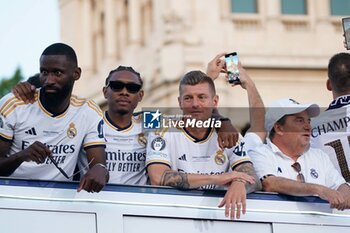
top-left (41, 83), bottom-right (73, 105)
top-left (116, 108), bottom-right (129, 115)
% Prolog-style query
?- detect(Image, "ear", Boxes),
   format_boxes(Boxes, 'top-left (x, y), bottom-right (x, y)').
top-left (138, 90), bottom-right (144, 102)
top-left (178, 96), bottom-right (183, 110)
top-left (103, 86), bottom-right (108, 99)
top-left (326, 79), bottom-right (332, 91)
top-left (274, 123), bottom-right (284, 136)
top-left (213, 95), bottom-right (219, 107)
top-left (73, 67), bottom-right (82, 81)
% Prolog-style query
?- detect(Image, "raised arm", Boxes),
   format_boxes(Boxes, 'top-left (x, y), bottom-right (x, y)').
top-left (237, 63), bottom-right (266, 141)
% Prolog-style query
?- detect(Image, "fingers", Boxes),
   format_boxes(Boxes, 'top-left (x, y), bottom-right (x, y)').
top-left (227, 133), bottom-right (236, 148)
top-left (218, 136), bottom-right (230, 150)
top-left (77, 178), bottom-right (86, 192)
top-left (217, 134), bottom-right (224, 150)
top-left (12, 82), bottom-right (36, 104)
top-left (24, 141), bottom-right (51, 163)
top-left (242, 200), bottom-right (247, 215)
top-left (77, 165), bottom-right (107, 193)
top-left (213, 52), bottom-right (226, 62)
top-left (235, 202), bottom-right (242, 219)
top-left (233, 172), bottom-right (255, 184)
top-left (226, 202), bottom-right (231, 219)
top-left (217, 133), bottom-right (238, 149)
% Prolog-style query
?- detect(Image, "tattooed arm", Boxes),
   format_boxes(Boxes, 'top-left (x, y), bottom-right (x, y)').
top-left (147, 163), bottom-right (255, 189)
top-left (234, 162), bottom-right (262, 193)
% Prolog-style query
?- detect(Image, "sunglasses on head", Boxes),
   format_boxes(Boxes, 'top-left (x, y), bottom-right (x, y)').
top-left (107, 81), bottom-right (142, 93)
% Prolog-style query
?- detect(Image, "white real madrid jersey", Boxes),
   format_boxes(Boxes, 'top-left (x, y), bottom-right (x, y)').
top-left (146, 127), bottom-right (261, 189)
top-left (251, 140), bottom-right (345, 190)
top-left (103, 112), bottom-right (148, 185)
top-left (311, 95), bottom-right (350, 181)
top-left (0, 91), bottom-right (106, 181)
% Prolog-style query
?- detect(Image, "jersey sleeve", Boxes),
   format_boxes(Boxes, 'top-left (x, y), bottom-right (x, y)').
top-left (145, 130), bottom-right (171, 168)
top-left (249, 145), bottom-right (278, 180)
top-left (0, 93), bottom-right (20, 141)
top-left (82, 100), bottom-right (106, 149)
top-left (225, 135), bottom-right (251, 170)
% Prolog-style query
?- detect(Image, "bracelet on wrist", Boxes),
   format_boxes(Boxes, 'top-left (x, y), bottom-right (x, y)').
top-left (94, 163), bottom-right (109, 176)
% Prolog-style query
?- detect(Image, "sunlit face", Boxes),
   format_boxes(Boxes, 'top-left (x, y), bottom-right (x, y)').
top-left (277, 110), bottom-right (311, 149)
top-left (39, 55), bottom-right (80, 99)
top-left (103, 70), bottom-right (143, 115)
top-left (178, 82), bottom-right (218, 121)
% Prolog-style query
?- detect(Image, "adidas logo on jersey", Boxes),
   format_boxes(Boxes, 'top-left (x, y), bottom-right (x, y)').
top-left (178, 154), bottom-right (187, 161)
top-left (25, 127), bottom-right (37, 135)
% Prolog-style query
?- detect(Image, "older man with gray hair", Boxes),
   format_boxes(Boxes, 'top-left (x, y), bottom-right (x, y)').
top-left (250, 98), bottom-right (350, 210)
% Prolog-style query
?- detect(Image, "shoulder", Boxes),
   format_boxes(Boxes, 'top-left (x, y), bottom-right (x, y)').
top-left (71, 95), bottom-right (103, 117)
top-left (0, 92), bottom-right (29, 117)
top-left (249, 143), bottom-right (274, 157)
top-left (305, 147), bottom-right (329, 159)
top-left (132, 112), bottom-right (143, 124)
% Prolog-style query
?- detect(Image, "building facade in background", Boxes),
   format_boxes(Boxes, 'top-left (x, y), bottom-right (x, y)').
top-left (59, 0), bottom-right (350, 126)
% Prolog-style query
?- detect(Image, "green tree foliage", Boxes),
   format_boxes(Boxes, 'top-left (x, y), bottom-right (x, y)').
top-left (0, 68), bottom-right (24, 98)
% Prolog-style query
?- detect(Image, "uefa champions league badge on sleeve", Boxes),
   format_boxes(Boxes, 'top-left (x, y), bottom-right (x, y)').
top-left (143, 109), bottom-right (161, 129)
top-left (151, 137), bottom-right (166, 151)
top-left (97, 120), bottom-right (104, 138)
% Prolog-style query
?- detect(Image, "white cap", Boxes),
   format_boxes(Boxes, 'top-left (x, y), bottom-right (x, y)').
top-left (265, 98), bottom-right (320, 133)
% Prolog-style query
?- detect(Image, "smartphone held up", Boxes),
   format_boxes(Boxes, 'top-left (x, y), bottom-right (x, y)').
top-left (225, 52), bottom-right (241, 85)
top-left (342, 17), bottom-right (350, 50)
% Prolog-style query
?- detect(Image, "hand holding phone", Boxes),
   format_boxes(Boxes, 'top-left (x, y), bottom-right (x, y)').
top-left (342, 17), bottom-right (350, 50)
top-left (225, 52), bottom-right (241, 84)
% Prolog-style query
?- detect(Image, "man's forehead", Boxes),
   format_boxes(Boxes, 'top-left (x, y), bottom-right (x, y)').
top-left (40, 55), bottom-right (70, 66)
top-left (180, 83), bottom-right (212, 95)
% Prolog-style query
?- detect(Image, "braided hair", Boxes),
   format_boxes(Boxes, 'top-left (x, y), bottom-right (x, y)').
top-left (105, 66), bottom-right (143, 87)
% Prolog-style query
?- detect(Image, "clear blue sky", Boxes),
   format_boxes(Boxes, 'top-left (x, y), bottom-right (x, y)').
top-left (0, 0), bottom-right (59, 80)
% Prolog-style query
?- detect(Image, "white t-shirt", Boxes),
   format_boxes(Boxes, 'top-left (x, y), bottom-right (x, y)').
top-left (311, 95), bottom-right (350, 181)
top-left (146, 126), bottom-right (262, 189)
top-left (250, 139), bottom-right (345, 190)
top-left (0, 91), bottom-right (106, 181)
top-left (103, 112), bottom-right (148, 185)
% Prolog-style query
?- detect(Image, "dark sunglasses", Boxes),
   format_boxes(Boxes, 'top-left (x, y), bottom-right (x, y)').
top-left (108, 81), bottom-right (142, 93)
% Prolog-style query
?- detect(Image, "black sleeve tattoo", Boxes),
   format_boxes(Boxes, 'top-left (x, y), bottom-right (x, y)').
top-left (235, 162), bottom-right (262, 193)
top-left (160, 171), bottom-right (190, 189)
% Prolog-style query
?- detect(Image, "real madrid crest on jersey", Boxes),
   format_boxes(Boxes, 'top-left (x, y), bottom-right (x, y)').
top-left (310, 168), bottom-right (319, 179)
top-left (151, 136), bottom-right (166, 151)
top-left (138, 133), bottom-right (147, 146)
top-left (214, 150), bottom-right (226, 165)
top-left (67, 122), bottom-right (77, 139)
